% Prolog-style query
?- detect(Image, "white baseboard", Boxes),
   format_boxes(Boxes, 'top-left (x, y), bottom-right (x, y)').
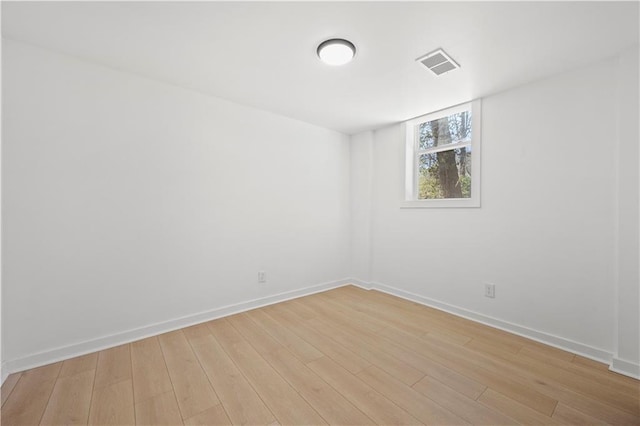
top-left (346, 278), bottom-right (373, 290)
top-left (1, 363), bottom-right (7, 384)
top-left (5, 278), bottom-right (637, 382)
top-left (610, 357), bottom-right (640, 379)
top-left (355, 280), bottom-right (622, 373)
top-left (2, 278), bottom-right (353, 379)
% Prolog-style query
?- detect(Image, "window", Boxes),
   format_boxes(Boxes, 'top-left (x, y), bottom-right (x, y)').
top-left (403, 100), bottom-right (481, 208)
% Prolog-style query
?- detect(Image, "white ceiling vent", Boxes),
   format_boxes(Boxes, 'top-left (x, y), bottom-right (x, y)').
top-left (416, 48), bottom-right (460, 76)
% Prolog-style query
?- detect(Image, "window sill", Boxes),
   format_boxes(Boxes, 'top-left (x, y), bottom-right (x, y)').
top-left (400, 199), bottom-right (480, 209)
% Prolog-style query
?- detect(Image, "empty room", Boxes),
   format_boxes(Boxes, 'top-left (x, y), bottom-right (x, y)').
top-left (1, 1), bottom-right (639, 425)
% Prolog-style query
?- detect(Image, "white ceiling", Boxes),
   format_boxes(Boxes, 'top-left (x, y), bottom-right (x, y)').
top-left (2, 1), bottom-right (639, 134)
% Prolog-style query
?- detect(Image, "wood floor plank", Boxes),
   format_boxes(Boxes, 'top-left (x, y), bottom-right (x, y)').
top-left (418, 329), bottom-right (638, 426)
top-left (324, 288), bottom-right (441, 337)
top-left (377, 325), bottom-right (560, 416)
top-left (465, 337), bottom-right (522, 358)
top-left (186, 326), bottom-right (276, 425)
top-left (341, 288), bottom-right (523, 350)
top-left (314, 302), bottom-right (485, 397)
top-left (269, 302), bottom-right (371, 374)
top-left (304, 292), bottom-right (576, 415)
top-left (537, 384), bottom-right (639, 425)
top-left (130, 337), bottom-right (173, 404)
top-left (515, 351), bottom-right (639, 411)
top-left (307, 293), bottom-right (392, 334)
top-left (307, 356), bottom-right (423, 425)
top-left (424, 329), bottom-right (472, 346)
top-left (519, 342), bottom-right (576, 363)
top-left (324, 290), bottom-right (526, 360)
top-left (519, 346), bottom-right (638, 393)
top-left (12, 362), bottom-right (61, 384)
top-left (182, 323), bottom-right (212, 341)
top-left (318, 303), bottom-right (471, 396)
top-left (466, 336), bottom-right (639, 415)
top-left (1, 363), bottom-right (61, 426)
top-left (40, 369), bottom-right (95, 425)
top-left (94, 344), bottom-right (131, 389)
top-left (207, 317), bottom-right (327, 425)
top-left (88, 379), bottom-right (135, 425)
top-left (414, 330), bottom-right (638, 423)
top-left (304, 293), bottom-right (390, 335)
top-left (293, 297), bottom-right (487, 400)
top-left (135, 391), bottom-right (183, 426)
top-left (59, 353), bottom-right (98, 378)
top-left (478, 388), bottom-right (562, 425)
top-left (415, 361), bottom-right (487, 400)
top-left (356, 365), bottom-right (469, 425)
top-left (552, 402), bottom-right (610, 425)
top-left (412, 375), bottom-right (520, 425)
top-left (572, 355), bottom-right (609, 371)
top-left (279, 298), bottom-right (317, 320)
top-left (332, 302), bottom-right (557, 415)
top-left (306, 316), bottom-right (425, 386)
top-left (246, 308), bottom-right (324, 363)
top-left (158, 330), bottom-right (220, 420)
top-left (1, 373), bottom-right (22, 406)
top-left (229, 312), bottom-right (375, 425)
top-left (360, 292), bottom-right (528, 355)
top-left (329, 296), bottom-right (489, 405)
top-left (310, 304), bottom-right (430, 368)
top-left (183, 404), bottom-right (231, 426)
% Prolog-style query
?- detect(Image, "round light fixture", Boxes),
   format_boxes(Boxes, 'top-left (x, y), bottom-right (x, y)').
top-left (317, 38), bottom-right (356, 66)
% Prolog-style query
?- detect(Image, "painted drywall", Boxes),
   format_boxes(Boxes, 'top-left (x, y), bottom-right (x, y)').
top-left (352, 55), bottom-right (633, 360)
top-left (349, 131), bottom-right (373, 282)
top-left (614, 46), bottom-right (640, 374)
top-left (0, 39), bottom-right (3, 382)
top-left (1, 39), bottom-right (350, 365)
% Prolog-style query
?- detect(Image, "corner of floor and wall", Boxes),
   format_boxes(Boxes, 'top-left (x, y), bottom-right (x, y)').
top-left (1, 38), bottom-right (639, 384)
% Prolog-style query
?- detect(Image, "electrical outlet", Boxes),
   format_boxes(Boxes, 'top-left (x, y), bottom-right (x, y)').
top-left (484, 283), bottom-right (495, 298)
top-left (258, 271), bottom-right (266, 283)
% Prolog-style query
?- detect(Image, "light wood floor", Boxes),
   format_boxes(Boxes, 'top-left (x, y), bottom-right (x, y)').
top-left (2, 286), bottom-right (639, 425)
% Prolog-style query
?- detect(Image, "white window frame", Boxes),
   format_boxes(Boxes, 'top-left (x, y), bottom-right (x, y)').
top-left (402, 99), bottom-right (482, 208)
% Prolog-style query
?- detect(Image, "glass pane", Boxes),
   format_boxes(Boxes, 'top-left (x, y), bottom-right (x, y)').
top-left (418, 110), bottom-right (472, 150)
top-left (418, 147), bottom-right (471, 199)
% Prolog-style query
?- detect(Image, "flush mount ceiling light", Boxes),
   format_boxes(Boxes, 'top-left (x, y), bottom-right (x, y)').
top-left (317, 38), bottom-right (356, 66)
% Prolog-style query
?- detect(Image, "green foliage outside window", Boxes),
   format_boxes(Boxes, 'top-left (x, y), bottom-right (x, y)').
top-left (417, 111), bottom-right (472, 200)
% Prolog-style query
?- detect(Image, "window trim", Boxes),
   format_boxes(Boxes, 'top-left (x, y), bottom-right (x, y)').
top-left (402, 99), bottom-right (482, 208)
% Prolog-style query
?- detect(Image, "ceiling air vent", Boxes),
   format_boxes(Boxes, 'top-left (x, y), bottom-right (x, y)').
top-left (416, 48), bottom-right (460, 76)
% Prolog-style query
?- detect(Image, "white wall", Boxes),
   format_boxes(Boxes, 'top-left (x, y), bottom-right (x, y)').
top-left (614, 46), bottom-right (640, 375)
top-left (0, 19), bottom-right (3, 381)
top-left (349, 131), bottom-right (373, 282)
top-left (2, 39), bottom-right (351, 368)
top-left (351, 52), bottom-right (639, 373)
